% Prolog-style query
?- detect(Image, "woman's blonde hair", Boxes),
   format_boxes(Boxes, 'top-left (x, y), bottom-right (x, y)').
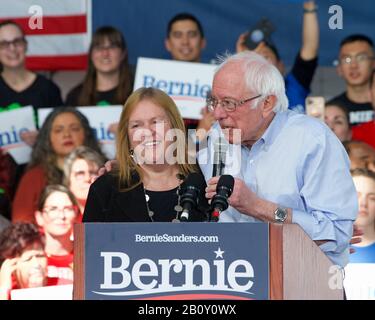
top-left (116, 87), bottom-right (198, 190)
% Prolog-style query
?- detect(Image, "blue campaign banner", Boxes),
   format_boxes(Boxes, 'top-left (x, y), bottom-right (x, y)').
top-left (84, 222), bottom-right (269, 300)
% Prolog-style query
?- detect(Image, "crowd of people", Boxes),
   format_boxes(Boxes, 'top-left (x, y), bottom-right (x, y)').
top-left (0, 0), bottom-right (374, 300)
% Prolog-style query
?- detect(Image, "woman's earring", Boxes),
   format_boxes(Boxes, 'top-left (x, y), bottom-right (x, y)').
top-left (130, 149), bottom-right (135, 160)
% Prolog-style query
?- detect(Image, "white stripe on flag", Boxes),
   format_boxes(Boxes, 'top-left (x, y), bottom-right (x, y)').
top-left (0, 0), bottom-right (87, 18)
top-left (26, 34), bottom-right (89, 56)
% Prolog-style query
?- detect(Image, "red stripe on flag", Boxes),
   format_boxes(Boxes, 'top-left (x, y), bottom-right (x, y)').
top-left (0, 15), bottom-right (87, 35)
top-left (26, 54), bottom-right (88, 71)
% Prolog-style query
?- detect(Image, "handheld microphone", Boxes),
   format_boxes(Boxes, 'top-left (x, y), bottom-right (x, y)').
top-left (210, 175), bottom-right (235, 222)
top-left (212, 137), bottom-right (228, 177)
top-left (179, 172), bottom-right (206, 222)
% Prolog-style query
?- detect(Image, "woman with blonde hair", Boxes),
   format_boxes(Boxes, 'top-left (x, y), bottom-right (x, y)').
top-left (83, 87), bottom-right (209, 222)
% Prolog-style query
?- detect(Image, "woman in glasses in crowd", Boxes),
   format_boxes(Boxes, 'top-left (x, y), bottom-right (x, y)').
top-left (63, 146), bottom-right (106, 215)
top-left (65, 26), bottom-right (133, 108)
top-left (0, 20), bottom-right (63, 111)
top-left (35, 185), bottom-right (80, 286)
top-left (0, 20), bottom-right (64, 214)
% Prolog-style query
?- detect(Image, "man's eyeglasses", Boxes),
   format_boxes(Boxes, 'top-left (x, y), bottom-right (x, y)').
top-left (339, 53), bottom-right (374, 65)
top-left (206, 94), bottom-right (262, 112)
top-left (42, 206), bottom-right (77, 219)
top-left (0, 37), bottom-right (26, 50)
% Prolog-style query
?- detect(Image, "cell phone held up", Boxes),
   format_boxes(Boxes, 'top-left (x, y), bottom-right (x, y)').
top-left (244, 18), bottom-right (275, 50)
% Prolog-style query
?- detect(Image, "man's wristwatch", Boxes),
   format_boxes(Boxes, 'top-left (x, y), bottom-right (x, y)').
top-left (274, 207), bottom-right (288, 223)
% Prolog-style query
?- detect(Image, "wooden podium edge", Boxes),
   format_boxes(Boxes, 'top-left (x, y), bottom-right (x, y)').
top-left (282, 224), bottom-right (344, 300)
top-left (73, 223), bottom-right (85, 300)
top-left (269, 224), bottom-right (284, 300)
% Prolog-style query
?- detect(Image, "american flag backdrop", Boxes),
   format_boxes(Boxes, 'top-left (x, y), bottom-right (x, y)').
top-left (0, 0), bottom-right (91, 71)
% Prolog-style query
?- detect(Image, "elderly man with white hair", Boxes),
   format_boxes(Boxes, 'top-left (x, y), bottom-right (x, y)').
top-left (200, 51), bottom-right (358, 268)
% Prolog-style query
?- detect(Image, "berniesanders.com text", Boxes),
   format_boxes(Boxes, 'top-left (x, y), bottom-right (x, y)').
top-left (135, 234), bottom-right (219, 243)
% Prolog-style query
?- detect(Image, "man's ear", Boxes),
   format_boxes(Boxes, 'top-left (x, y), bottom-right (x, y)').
top-left (200, 38), bottom-right (207, 50)
top-left (277, 61), bottom-right (285, 75)
top-left (165, 38), bottom-right (172, 53)
top-left (337, 64), bottom-right (343, 78)
top-left (262, 95), bottom-right (277, 118)
top-left (121, 48), bottom-right (127, 62)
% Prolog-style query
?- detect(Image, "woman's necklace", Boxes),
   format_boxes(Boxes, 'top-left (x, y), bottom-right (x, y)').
top-left (144, 173), bottom-right (185, 222)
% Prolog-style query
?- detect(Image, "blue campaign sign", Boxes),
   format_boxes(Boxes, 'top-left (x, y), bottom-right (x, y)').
top-left (84, 222), bottom-right (269, 300)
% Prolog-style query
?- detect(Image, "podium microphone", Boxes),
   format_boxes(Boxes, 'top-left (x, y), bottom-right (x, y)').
top-left (212, 136), bottom-right (228, 177)
top-left (210, 175), bottom-right (234, 222)
top-left (179, 172), bottom-right (205, 222)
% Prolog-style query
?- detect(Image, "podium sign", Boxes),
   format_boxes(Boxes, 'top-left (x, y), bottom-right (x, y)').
top-left (80, 223), bottom-right (269, 300)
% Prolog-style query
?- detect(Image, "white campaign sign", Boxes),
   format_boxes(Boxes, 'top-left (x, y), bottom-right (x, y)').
top-left (11, 284), bottom-right (73, 300)
top-left (344, 263), bottom-right (375, 300)
top-left (38, 106), bottom-right (123, 159)
top-left (0, 106), bottom-right (36, 164)
top-left (134, 57), bottom-right (216, 120)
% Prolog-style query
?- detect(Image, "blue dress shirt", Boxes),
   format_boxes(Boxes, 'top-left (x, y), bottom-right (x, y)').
top-left (197, 110), bottom-right (358, 268)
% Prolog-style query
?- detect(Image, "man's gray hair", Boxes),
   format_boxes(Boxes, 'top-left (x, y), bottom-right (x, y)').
top-left (63, 146), bottom-right (106, 186)
top-left (215, 51), bottom-right (289, 112)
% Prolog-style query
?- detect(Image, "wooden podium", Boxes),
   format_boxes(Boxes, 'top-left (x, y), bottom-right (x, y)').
top-left (74, 222), bottom-right (343, 300)
top-left (268, 223), bottom-right (342, 299)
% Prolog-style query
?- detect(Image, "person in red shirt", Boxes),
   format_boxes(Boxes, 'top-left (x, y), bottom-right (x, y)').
top-left (352, 71), bottom-right (375, 148)
top-left (0, 222), bottom-right (49, 300)
top-left (35, 185), bottom-right (80, 286)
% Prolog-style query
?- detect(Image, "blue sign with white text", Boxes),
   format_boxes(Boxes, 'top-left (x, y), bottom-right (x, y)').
top-left (84, 222), bottom-right (269, 300)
